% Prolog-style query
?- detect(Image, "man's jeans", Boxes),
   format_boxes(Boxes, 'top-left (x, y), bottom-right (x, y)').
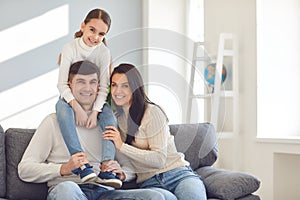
top-left (47, 181), bottom-right (167, 200)
top-left (56, 98), bottom-right (117, 162)
top-left (139, 166), bottom-right (207, 200)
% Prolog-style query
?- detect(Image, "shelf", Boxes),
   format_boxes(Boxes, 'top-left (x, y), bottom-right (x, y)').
top-left (223, 49), bottom-right (234, 56)
top-left (190, 90), bottom-right (234, 99)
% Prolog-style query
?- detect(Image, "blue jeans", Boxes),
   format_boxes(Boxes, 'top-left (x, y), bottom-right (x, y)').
top-left (139, 166), bottom-right (207, 200)
top-left (56, 98), bottom-right (117, 162)
top-left (47, 181), bottom-right (167, 200)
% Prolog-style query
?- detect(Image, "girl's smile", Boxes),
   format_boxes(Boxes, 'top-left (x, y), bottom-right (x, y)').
top-left (81, 18), bottom-right (108, 47)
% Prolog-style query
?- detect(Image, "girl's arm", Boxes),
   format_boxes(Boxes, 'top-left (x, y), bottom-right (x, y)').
top-left (92, 46), bottom-right (111, 112)
top-left (58, 44), bottom-right (88, 126)
top-left (57, 45), bottom-right (75, 103)
top-left (86, 46), bottom-right (110, 128)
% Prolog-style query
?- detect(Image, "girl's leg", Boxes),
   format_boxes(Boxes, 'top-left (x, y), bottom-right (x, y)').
top-left (97, 103), bottom-right (117, 162)
top-left (96, 103), bottom-right (122, 188)
top-left (56, 98), bottom-right (96, 181)
top-left (56, 98), bottom-right (82, 155)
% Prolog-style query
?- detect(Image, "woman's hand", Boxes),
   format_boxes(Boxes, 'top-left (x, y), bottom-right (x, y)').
top-left (100, 160), bottom-right (126, 181)
top-left (103, 126), bottom-right (124, 149)
top-left (60, 152), bottom-right (88, 176)
top-left (86, 110), bottom-right (98, 129)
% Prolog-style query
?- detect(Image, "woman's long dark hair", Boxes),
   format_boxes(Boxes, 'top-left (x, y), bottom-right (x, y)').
top-left (110, 64), bottom-right (155, 144)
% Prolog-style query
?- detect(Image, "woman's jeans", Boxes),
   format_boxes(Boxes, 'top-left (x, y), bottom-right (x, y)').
top-left (139, 166), bottom-right (207, 200)
top-left (56, 98), bottom-right (117, 162)
top-left (47, 181), bottom-right (167, 200)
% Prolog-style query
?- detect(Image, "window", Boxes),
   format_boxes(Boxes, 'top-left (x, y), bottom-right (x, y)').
top-left (257, 0), bottom-right (300, 138)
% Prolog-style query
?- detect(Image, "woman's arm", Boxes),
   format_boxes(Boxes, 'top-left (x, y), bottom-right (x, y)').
top-left (104, 106), bottom-right (169, 169)
top-left (57, 44), bottom-right (75, 103)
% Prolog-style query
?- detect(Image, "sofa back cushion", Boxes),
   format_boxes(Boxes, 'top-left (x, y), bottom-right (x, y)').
top-left (0, 125), bottom-right (6, 197)
top-left (5, 128), bottom-right (48, 200)
top-left (169, 123), bottom-right (218, 170)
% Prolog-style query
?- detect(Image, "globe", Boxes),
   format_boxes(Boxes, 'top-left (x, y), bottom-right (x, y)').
top-left (204, 63), bottom-right (227, 86)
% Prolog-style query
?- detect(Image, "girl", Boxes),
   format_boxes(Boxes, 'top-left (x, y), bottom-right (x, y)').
top-left (56, 8), bottom-right (121, 188)
top-left (103, 63), bottom-right (207, 200)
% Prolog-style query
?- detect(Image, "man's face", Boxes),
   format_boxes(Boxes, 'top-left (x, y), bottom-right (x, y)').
top-left (69, 73), bottom-right (99, 109)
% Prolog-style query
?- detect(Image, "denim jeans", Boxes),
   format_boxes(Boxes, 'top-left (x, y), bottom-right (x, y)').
top-left (56, 98), bottom-right (117, 162)
top-left (47, 181), bottom-right (167, 200)
top-left (139, 166), bottom-right (207, 200)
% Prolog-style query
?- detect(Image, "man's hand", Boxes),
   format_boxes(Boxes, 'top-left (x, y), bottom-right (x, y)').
top-left (60, 152), bottom-right (88, 176)
top-left (70, 100), bottom-right (88, 127)
top-left (86, 110), bottom-right (98, 129)
top-left (100, 160), bottom-right (126, 181)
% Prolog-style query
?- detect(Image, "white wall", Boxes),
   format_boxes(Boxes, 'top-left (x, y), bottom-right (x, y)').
top-left (204, 0), bottom-right (300, 199)
top-left (0, 0), bottom-right (144, 130)
top-left (143, 0), bottom-right (192, 124)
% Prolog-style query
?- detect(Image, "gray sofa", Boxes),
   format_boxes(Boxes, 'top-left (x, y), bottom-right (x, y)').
top-left (0, 123), bottom-right (260, 200)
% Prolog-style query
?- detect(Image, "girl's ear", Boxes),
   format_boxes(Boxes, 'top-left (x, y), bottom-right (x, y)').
top-left (80, 22), bottom-right (86, 32)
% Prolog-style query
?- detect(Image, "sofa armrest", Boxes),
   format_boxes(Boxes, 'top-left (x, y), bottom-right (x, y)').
top-left (5, 128), bottom-right (48, 200)
top-left (196, 166), bottom-right (261, 200)
top-left (0, 125), bottom-right (6, 198)
top-left (169, 123), bottom-right (218, 169)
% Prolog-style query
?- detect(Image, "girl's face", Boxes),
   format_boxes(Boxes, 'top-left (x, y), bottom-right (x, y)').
top-left (111, 73), bottom-right (133, 110)
top-left (81, 18), bottom-right (108, 47)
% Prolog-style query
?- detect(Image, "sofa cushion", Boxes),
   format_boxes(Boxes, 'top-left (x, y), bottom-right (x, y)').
top-left (5, 128), bottom-right (48, 200)
top-left (0, 125), bottom-right (6, 197)
top-left (197, 166), bottom-right (260, 200)
top-left (169, 123), bottom-right (218, 170)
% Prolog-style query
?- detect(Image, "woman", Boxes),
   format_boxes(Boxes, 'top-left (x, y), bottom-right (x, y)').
top-left (103, 63), bottom-right (207, 200)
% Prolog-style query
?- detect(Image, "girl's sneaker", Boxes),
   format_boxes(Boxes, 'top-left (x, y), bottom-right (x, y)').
top-left (96, 171), bottom-right (122, 188)
top-left (72, 163), bottom-right (97, 182)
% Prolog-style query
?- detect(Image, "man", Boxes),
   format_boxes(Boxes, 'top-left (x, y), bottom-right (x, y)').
top-left (18, 60), bottom-right (165, 200)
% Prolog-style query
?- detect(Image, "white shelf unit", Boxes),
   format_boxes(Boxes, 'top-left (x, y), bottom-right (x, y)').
top-left (187, 33), bottom-right (240, 169)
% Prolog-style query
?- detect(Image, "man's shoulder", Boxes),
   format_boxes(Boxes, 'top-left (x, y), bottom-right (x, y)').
top-left (41, 113), bottom-right (58, 125)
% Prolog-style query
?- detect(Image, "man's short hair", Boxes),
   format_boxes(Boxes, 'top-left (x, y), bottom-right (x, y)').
top-left (68, 60), bottom-right (100, 81)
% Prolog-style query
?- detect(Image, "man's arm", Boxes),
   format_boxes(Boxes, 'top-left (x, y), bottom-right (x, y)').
top-left (18, 114), bottom-right (65, 183)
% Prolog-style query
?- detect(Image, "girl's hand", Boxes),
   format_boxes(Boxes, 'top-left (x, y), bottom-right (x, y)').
top-left (71, 100), bottom-right (88, 126)
top-left (86, 110), bottom-right (98, 129)
top-left (103, 126), bottom-right (124, 149)
top-left (60, 152), bottom-right (88, 176)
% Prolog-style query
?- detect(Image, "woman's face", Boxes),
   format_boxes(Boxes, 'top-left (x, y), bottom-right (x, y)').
top-left (111, 73), bottom-right (133, 110)
top-left (81, 18), bottom-right (108, 47)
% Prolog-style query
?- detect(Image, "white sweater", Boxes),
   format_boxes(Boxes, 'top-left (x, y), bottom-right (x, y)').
top-left (57, 37), bottom-right (110, 112)
top-left (18, 113), bottom-right (135, 188)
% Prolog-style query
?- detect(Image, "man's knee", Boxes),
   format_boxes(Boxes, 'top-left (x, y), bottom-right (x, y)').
top-left (48, 181), bottom-right (84, 200)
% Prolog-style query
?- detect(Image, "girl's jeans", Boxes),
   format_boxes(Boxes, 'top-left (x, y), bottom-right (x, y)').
top-left (56, 98), bottom-right (117, 162)
top-left (139, 166), bottom-right (207, 200)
